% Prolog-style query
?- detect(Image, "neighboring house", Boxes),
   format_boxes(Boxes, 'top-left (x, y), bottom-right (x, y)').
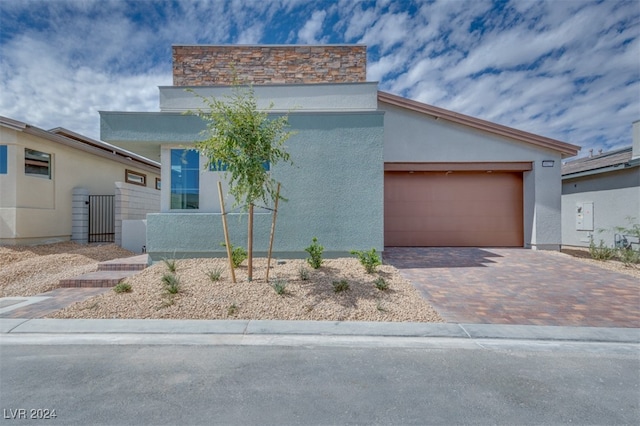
top-left (561, 120), bottom-right (640, 248)
top-left (99, 44), bottom-right (580, 262)
top-left (0, 116), bottom-right (161, 249)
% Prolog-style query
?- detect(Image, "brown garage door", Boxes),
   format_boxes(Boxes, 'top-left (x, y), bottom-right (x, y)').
top-left (385, 171), bottom-right (524, 247)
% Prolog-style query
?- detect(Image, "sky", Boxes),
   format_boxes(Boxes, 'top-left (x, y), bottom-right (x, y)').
top-left (0, 0), bottom-right (638, 160)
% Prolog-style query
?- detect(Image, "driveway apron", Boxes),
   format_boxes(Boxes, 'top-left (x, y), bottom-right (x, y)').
top-left (384, 247), bottom-right (640, 328)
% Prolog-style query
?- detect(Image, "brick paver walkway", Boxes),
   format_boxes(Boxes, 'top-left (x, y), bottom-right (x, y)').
top-left (384, 247), bottom-right (640, 328)
top-left (0, 288), bottom-right (110, 319)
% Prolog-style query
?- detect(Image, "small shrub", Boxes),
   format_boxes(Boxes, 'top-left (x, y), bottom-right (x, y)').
top-left (374, 276), bottom-right (389, 291)
top-left (305, 237), bottom-right (324, 269)
top-left (351, 248), bottom-right (382, 274)
top-left (376, 301), bottom-right (386, 312)
top-left (271, 278), bottom-right (287, 295)
top-left (163, 258), bottom-right (177, 273)
top-left (162, 273), bottom-right (180, 294)
top-left (113, 282), bottom-right (132, 293)
top-left (617, 248), bottom-right (640, 267)
top-left (227, 304), bottom-right (238, 316)
top-left (589, 238), bottom-right (615, 261)
top-left (221, 242), bottom-right (248, 268)
top-left (206, 267), bottom-right (224, 282)
top-left (332, 279), bottom-right (349, 293)
top-left (298, 265), bottom-right (310, 281)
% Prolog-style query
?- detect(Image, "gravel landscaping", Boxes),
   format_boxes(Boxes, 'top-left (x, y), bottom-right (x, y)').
top-left (0, 242), bottom-right (135, 297)
top-left (2, 242), bottom-right (637, 322)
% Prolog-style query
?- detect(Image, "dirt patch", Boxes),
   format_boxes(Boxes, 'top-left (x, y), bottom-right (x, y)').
top-left (0, 242), bottom-right (135, 297)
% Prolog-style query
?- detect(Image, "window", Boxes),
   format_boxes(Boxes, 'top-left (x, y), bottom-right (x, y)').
top-left (0, 145), bottom-right (7, 174)
top-left (25, 148), bottom-right (51, 178)
top-left (125, 169), bottom-right (146, 186)
top-left (171, 149), bottom-right (199, 209)
top-left (155, 177), bottom-right (161, 190)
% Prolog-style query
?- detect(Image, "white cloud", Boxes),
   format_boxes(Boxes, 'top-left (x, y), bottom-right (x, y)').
top-left (297, 10), bottom-right (327, 44)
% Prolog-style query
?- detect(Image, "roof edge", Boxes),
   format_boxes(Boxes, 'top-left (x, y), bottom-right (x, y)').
top-left (377, 91), bottom-right (580, 158)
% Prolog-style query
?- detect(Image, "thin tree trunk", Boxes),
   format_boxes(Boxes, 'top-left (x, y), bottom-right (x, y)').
top-left (217, 181), bottom-right (236, 283)
top-left (265, 184), bottom-right (281, 282)
top-left (247, 203), bottom-right (254, 281)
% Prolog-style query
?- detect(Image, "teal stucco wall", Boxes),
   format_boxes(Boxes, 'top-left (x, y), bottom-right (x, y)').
top-left (136, 111), bottom-right (384, 261)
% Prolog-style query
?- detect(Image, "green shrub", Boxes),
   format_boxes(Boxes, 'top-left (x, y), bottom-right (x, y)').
top-left (162, 273), bottom-right (180, 294)
top-left (162, 258), bottom-right (177, 273)
top-left (221, 242), bottom-right (248, 268)
top-left (113, 282), bottom-right (132, 293)
top-left (271, 278), bottom-right (287, 295)
top-left (298, 265), bottom-right (310, 281)
top-left (589, 238), bottom-right (615, 261)
top-left (617, 248), bottom-right (640, 266)
top-left (227, 304), bottom-right (238, 316)
top-left (350, 248), bottom-right (382, 274)
top-left (305, 237), bottom-right (324, 269)
top-left (374, 276), bottom-right (389, 291)
top-left (206, 267), bottom-right (224, 282)
top-left (332, 279), bottom-right (349, 293)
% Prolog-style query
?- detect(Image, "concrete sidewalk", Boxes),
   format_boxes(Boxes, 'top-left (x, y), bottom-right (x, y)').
top-left (2, 318), bottom-right (638, 344)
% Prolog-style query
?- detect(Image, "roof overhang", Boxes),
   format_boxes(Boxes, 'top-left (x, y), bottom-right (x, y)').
top-left (377, 91), bottom-right (580, 158)
top-left (0, 116), bottom-right (160, 173)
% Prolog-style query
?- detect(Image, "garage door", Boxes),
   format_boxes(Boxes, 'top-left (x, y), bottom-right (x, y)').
top-left (385, 171), bottom-right (524, 247)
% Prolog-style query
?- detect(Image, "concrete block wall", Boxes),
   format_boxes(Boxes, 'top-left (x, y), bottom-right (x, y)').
top-left (172, 45), bottom-right (366, 86)
top-left (71, 187), bottom-right (89, 244)
top-left (114, 182), bottom-right (160, 248)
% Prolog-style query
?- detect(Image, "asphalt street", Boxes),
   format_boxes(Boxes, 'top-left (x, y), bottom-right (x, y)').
top-left (1, 339), bottom-right (638, 425)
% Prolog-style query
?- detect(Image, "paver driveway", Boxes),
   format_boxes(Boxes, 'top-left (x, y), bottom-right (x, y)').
top-left (384, 247), bottom-right (640, 328)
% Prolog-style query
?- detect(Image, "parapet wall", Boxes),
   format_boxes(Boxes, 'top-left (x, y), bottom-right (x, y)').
top-left (172, 45), bottom-right (366, 86)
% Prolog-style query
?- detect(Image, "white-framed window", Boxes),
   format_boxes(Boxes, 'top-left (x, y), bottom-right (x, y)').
top-left (25, 148), bottom-right (51, 179)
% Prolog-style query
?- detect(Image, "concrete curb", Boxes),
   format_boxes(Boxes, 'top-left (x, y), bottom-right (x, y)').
top-left (1, 318), bottom-right (638, 343)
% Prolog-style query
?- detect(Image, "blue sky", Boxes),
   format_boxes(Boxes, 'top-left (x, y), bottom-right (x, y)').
top-left (1, 0), bottom-right (638, 159)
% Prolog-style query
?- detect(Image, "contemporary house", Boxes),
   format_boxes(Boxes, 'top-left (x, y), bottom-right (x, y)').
top-left (561, 120), bottom-right (640, 248)
top-left (99, 44), bottom-right (580, 261)
top-left (0, 116), bottom-right (161, 248)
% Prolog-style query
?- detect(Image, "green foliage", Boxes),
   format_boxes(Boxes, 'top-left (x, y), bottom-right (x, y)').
top-left (113, 282), bottom-right (132, 294)
top-left (617, 247), bottom-right (640, 266)
top-left (163, 258), bottom-right (177, 273)
top-left (589, 238), bottom-right (615, 261)
top-left (271, 278), bottom-right (288, 295)
top-left (298, 265), bottom-right (310, 281)
top-left (613, 216), bottom-right (640, 240)
top-left (332, 279), bottom-right (350, 293)
top-left (374, 276), bottom-right (389, 291)
top-left (305, 237), bottom-right (324, 269)
top-left (220, 242), bottom-right (248, 268)
top-left (206, 267), bottom-right (224, 282)
top-left (350, 248), bottom-right (382, 274)
top-left (162, 273), bottom-right (180, 294)
top-left (189, 84), bottom-right (294, 210)
top-left (227, 304), bottom-right (238, 316)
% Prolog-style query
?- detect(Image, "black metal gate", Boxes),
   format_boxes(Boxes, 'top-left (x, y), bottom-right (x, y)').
top-left (88, 195), bottom-right (115, 243)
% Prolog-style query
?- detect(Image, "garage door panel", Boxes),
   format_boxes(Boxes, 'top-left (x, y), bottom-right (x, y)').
top-left (384, 171), bottom-right (523, 247)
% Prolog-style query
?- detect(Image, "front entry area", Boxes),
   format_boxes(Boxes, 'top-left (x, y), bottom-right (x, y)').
top-left (384, 169), bottom-right (524, 247)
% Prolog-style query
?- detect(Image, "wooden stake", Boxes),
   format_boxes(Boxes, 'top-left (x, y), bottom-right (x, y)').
top-left (265, 183), bottom-right (281, 282)
top-left (218, 181), bottom-right (236, 283)
top-left (247, 203), bottom-right (254, 281)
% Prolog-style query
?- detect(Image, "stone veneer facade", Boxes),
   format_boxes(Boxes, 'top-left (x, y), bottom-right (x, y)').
top-left (172, 45), bottom-right (366, 86)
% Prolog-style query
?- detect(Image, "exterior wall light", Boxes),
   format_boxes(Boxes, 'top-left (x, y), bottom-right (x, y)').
top-left (542, 160), bottom-right (555, 167)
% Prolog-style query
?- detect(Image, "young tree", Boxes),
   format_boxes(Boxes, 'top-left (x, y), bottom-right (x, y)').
top-left (190, 85), bottom-right (293, 281)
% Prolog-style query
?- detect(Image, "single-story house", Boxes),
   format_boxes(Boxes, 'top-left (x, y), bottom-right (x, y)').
top-left (99, 44), bottom-right (580, 262)
top-left (0, 116), bottom-right (161, 248)
top-left (561, 120), bottom-right (640, 248)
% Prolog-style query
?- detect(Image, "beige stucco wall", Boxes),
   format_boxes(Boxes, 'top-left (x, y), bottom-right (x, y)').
top-left (0, 127), bottom-right (160, 245)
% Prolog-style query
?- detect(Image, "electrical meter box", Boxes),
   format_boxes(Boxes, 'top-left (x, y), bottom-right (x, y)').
top-left (576, 202), bottom-right (594, 231)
